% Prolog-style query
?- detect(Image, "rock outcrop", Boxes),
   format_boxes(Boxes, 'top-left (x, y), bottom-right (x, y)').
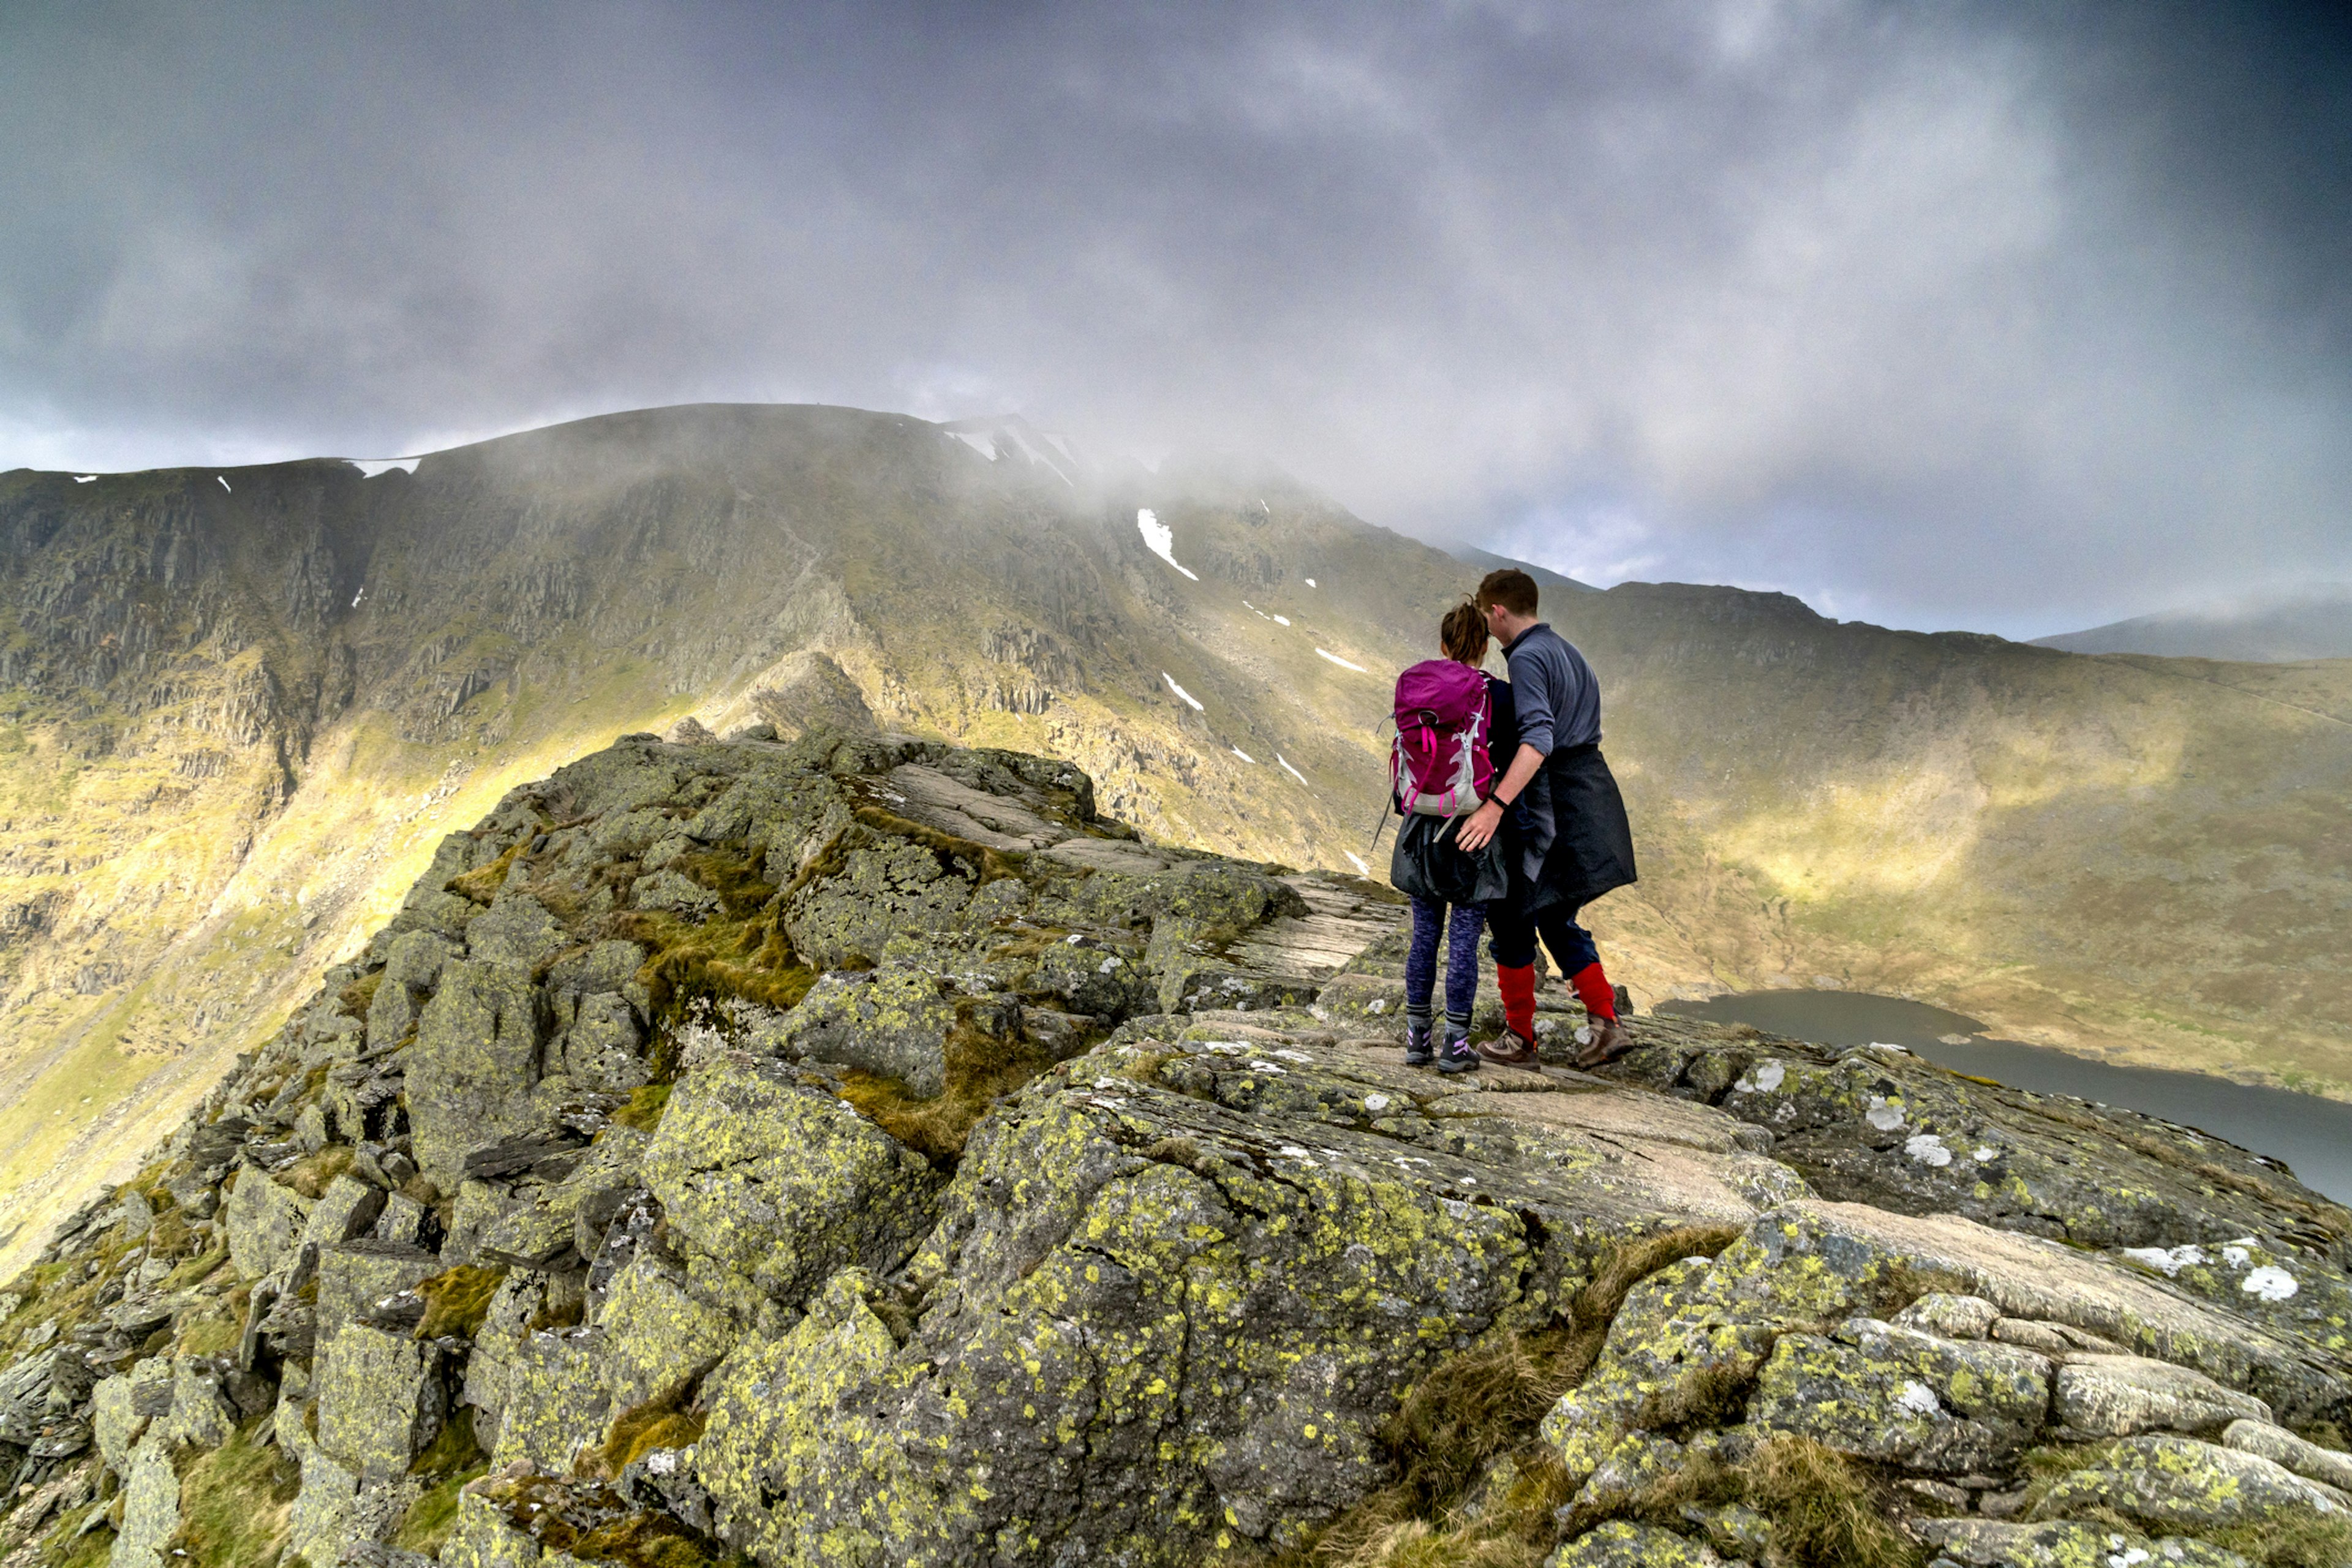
top-left (0, 728), bottom-right (2345, 1568)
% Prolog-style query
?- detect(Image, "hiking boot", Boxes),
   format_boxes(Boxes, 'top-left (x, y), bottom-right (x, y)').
top-left (1404, 1022), bottom-right (1434, 1068)
top-left (1574, 1016), bottom-right (1634, 1071)
top-left (1434, 1030), bottom-right (1480, 1075)
top-left (1476, 1030), bottom-right (1541, 1069)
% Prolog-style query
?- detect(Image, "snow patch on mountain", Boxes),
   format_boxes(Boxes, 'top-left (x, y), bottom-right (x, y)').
top-left (1138, 510), bottom-right (1199, 580)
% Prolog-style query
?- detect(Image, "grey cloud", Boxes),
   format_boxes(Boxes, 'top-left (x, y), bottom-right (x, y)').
top-left (1, 0), bottom-right (2345, 636)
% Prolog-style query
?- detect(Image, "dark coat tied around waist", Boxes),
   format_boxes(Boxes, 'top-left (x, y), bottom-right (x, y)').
top-left (1493, 622), bottom-right (1637, 915)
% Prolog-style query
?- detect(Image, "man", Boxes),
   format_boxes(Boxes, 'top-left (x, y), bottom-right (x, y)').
top-left (1455, 568), bottom-right (1638, 1069)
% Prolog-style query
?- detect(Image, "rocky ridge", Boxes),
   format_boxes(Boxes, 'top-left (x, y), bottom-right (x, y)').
top-left (0, 729), bottom-right (2344, 1568)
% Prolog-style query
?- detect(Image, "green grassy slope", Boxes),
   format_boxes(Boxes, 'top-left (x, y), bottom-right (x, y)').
top-left (0, 402), bottom-right (2343, 1270)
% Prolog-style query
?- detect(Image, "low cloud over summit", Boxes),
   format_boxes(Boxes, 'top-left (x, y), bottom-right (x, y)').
top-left (2, 1), bottom-right (2346, 635)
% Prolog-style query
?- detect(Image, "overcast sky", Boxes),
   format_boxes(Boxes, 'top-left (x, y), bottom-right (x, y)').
top-left (2, 2), bottom-right (2345, 638)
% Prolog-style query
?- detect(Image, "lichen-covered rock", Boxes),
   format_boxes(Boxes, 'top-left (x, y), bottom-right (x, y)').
top-left (2222, 1417), bottom-right (2352, 1493)
top-left (1750, 1316), bottom-right (2053, 1473)
top-left (780, 962), bottom-right (970, 1098)
top-left (693, 1023), bottom-right (1776, 1564)
top-left (407, 958), bottom-right (546, 1190)
top-left (437, 1492), bottom-right (547, 1568)
top-left (315, 1322), bottom-right (446, 1479)
top-left (557, 992), bottom-right (649, 1092)
top-left (108, 1431), bottom-right (180, 1568)
top-left (163, 1356), bottom-right (239, 1447)
top-left (315, 1239), bottom-right (445, 1347)
top-left (300, 1174), bottom-right (388, 1254)
top-left (595, 1251), bottom-right (737, 1411)
top-left (1919, 1517), bottom-right (2252, 1567)
top-left (1546, 1520), bottom-right (1724, 1567)
top-left (1894, 1291), bottom-right (2001, 1340)
top-left (488, 1327), bottom-right (609, 1472)
top-left (2030, 1433), bottom-right (2351, 1534)
top-left (466, 889), bottom-right (569, 967)
top-left (2054, 1354), bottom-right (2273, 1438)
top-left (643, 1051), bottom-right (939, 1317)
top-left (224, 1165), bottom-right (315, 1280)
top-left (91, 1357), bottom-right (173, 1471)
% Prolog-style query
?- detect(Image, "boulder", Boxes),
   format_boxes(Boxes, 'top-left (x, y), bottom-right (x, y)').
top-left (595, 1251), bottom-right (737, 1412)
top-left (299, 1174), bottom-right (388, 1254)
top-left (1918, 1518), bottom-right (2250, 1568)
top-left (1750, 1316), bottom-right (2054, 1473)
top-left (224, 1166), bottom-right (315, 1281)
top-left (643, 1051), bottom-right (939, 1316)
top-left (2030, 1433), bottom-right (2352, 1534)
top-left (108, 1431), bottom-right (179, 1568)
top-left (315, 1322), bottom-right (446, 1479)
top-left (1891, 1291), bottom-right (2000, 1340)
top-left (163, 1356), bottom-right (238, 1448)
top-left (315, 1240), bottom-right (445, 1349)
top-left (779, 962), bottom-right (970, 1098)
top-left (465, 890), bottom-right (568, 967)
top-left (367, 930), bottom-right (456, 1050)
top-left (1547, 1521), bottom-right (1724, 1567)
top-left (91, 1357), bottom-right (173, 1471)
top-left (557, 992), bottom-right (649, 1092)
top-left (2223, 1417), bottom-right (2352, 1493)
top-left (2055, 1354), bottom-right (2273, 1438)
top-left (488, 1327), bottom-right (611, 1474)
top-left (406, 959), bottom-right (546, 1191)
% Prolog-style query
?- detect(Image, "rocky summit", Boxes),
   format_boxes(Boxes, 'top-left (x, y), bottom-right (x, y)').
top-left (0, 726), bottom-right (2345, 1568)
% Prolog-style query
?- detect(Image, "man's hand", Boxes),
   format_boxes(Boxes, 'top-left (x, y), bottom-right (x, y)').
top-left (1455, 799), bottom-right (1505, 853)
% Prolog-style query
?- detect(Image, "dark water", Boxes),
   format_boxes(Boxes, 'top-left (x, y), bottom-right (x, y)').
top-left (1657, 990), bottom-right (2352, 1205)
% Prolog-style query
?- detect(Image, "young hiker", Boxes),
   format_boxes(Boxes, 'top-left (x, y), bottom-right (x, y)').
top-left (1455, 568), bottom-right (1638, 1069)
top-left (1385, 603), bottom-right (1509, 1074)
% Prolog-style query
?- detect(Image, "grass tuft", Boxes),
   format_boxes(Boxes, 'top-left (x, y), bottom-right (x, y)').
top-left (609, 1083), bottom-right (673, 1133)
top-left (413, 1263), bottom-right (507, 1340)
top-left (1734, 1437), bottom-right (1921, 1568)
top-left (446, 843), bottom-right (522, 904)
top-left (587, 1393), bottom-right (710, 1481)
top-left (836, 1018), bottom-right (1055, 1164)
top-left (1283, 1225), bottom-right (1743, 1568)
top-left (164, 1416), bottom-right (302, 1568)
top-left (277, 1145), bottom-right (355, 1200)
top-left (2207, 1514), bottom-right (2352, 1568)
top-left (337, 970), bottom-right (385, 1020)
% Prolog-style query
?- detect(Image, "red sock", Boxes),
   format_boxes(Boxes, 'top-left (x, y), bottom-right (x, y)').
top-left (1496, 963), bottom-right (1537, 1041)
top-left (1570, 962), bottom-right (1618, 1021)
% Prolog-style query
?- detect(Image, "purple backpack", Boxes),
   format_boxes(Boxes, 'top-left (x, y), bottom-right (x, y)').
top-left (1389, 660), bottom-right (1493, 817)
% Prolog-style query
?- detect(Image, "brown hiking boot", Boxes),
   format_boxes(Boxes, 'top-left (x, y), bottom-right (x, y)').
top-left (1475, 1030), bottom-right (1540, 1069)
top-left (1574, 1016), bottom-right (1633, 1070)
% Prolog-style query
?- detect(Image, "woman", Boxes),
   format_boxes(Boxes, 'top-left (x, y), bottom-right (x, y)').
top-left (1388, 602), bottom-right (1509, 1072)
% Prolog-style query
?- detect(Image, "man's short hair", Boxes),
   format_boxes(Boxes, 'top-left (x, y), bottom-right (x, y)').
top-left (1476, 568), bottom-right (1539, 618)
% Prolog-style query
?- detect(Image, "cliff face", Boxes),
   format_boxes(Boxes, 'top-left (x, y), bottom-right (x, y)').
top-left (2, 402), bottom-right (2350, 1283)
top-left (0, 730), bottom-right (2346, 1568)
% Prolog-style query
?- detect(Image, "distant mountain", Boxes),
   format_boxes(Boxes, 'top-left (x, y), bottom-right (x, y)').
top-left (2034, 584), bottom-right (2352, 662)
top-left (1446, 545), bottom-right (1600, 595)
top-left (1, 403), bottom-right (2350, 1267)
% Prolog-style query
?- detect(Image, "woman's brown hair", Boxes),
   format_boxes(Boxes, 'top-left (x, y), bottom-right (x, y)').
top-left (1441, 600), bottom-right (1490, 666)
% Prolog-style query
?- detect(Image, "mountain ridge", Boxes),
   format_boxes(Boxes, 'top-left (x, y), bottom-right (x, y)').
top-left (0, 401), bottom-right (2347, 1275)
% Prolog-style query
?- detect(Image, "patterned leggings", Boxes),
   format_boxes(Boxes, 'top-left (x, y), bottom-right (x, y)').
top-left (1406, 895), bottom-right (1488, 1031)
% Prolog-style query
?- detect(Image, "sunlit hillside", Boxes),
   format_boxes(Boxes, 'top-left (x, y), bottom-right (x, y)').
top-left (0, 402), bottom-right (2346, 1267)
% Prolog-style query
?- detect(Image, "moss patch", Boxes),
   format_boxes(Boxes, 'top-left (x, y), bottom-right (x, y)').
top-left (447, 842), bottom-right (522, 904)
top-left (835, 1020), bottom-right (1054, 1163)
top-left (609, 1083), bottom-right (673, 1134)
top-left (413, 1263), bottom-right (507, 1340)
top-left (277, 1145), bottom-right (355, 1200)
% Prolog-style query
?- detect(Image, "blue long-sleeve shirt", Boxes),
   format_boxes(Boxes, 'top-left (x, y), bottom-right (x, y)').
top-left (1499, 623), bottom-right (1601, 756)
